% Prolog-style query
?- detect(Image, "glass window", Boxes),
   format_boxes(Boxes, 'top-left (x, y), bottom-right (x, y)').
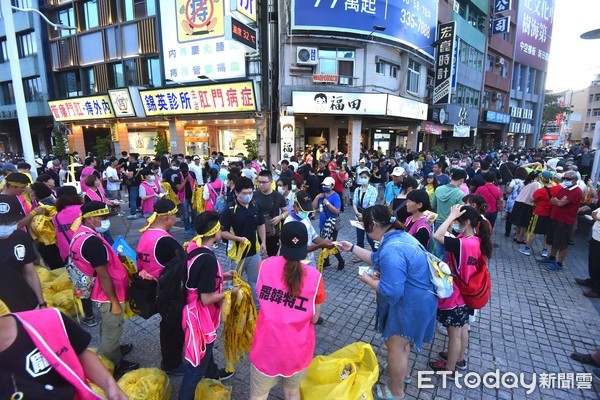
top-left (318, 48), bottom-right (337, 58)
top-left (145, 57), bottom-right (161, 87)
top-left (590, 94), bottom-right (594, 103)
top-left (17, 32), bottom-right (37, 58)
top-left (593, 109), bottom-right (600, 117)
top-left (407, 60), bottom-right (420, 93)
top-left (122, 24), bottom-right (139, 57)
top-left (0, 40), bottom-right (8, 63)
top-left (585, 123), bottom-right (590, 131)
top-left (80, 32), bottom-right (104, 65)
top-left (82, 0), bottom-right (99, 30)
top-left (124, 59), bottom-right (137, 85)
top-left (82, 67), bottom-right (95, 94)
top-left (482, 91), bottom-right (490, 109)
top-left (500, 63), bottom-right (508, 78)
top-left (56, 71), bottom-right (81, 98)
top-left (525, 68), bottom-right (531, 93)
top-left (108, 63), bottom-right (124, 88)
top-left (376, 62), bottom-right (385, 75)
top-left (105, 27), bottom-right (119, 60)
top-left (123, 0), bottom-right (155, 20)
top-left (588, 109), bottom-right (592, 117)
top-left (595, 94), bottom-right (600, 102)
top-left (0, 81), bottom-right (15, 105)
top-left (389, 65), bottom-right (398, 78)
top-left (319, 59), bottom-right (336, 74)
top-left (337, 49), bottom-right (355, 59)
top-left (50, 42), bottom-right (59, 69)
top-left (23, 77), bottom-right (43, 102)
top-left (56, 7), bottom-right (75, 38)
top-left (486, 55), bottom-right (493, 72)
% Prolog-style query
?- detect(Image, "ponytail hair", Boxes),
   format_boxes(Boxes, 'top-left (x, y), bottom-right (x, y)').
top-left (362, 205), bottom-right (405, 233)
top-left (456, 205), bottom-right (492, 259)
top-left (283, 260), bottom-right (305, 298)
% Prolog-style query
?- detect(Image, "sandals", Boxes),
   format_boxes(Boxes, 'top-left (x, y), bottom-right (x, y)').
top-left (380, 362), bottom-right (412, 384)
top-left (570, 352), bottom-right (600, 367)
top-left (374, 383), bottom-right (405, 400)
top-left (352, 256), bottom-right (362, 263)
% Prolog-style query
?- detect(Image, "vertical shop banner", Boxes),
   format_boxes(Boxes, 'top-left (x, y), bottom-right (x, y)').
top-left (515, 0), bottom-right (554, 70)
top-left (493, 0), bottom-right (512, 13)
top-left (432, 22), bottom-right (456, 105)
top-left (292, 0), bottom-right (438, 58)
top-left (161, 0), bottom-right (247, 83)
top-left (280, 116), bottom-right (295, 160)
top-left (492, 16), bottom-right (510, 35)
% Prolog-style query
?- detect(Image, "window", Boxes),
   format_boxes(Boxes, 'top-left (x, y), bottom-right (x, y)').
top-left (595, 94), bottom-right (600, 102)
top-left (124, 59), bottom-right (137, 85)
top-left (406, 59), bottom-right (420, 93)
top-left (458, 40), bottom-right (483, 72)
top-left (0, 82), bottom-right (15, 106)
top-left (81, 0), bottom-right (99, 30)
top-left (376, 62), bottom-right (385, 75)
top-left (122, 0), bottom-right (156, 21)
top-left (389, 65), bottom-right (398, 78)
top-left (495, 96), bottom-right (503, 111)
top-left (452, 83), bottom-right (480, 107)
top-left (525, 68), bottom-right (531, 93)
top-left (500, 63), bottom-right (507, 78)
top-left (54, 7), bottom-right (75, 38)
top-left (587, 109), bottom-right (592, 117)
top-left (590, 94), bottom-right (595, 103)
top-left (593, 109), bottom-right (600, 117)
top-left (56, 71), bottom-right (81, 98)
top-left (0, 40), bottom-right (8, 63)
top-left (23, 77), bottom-right (43, 102)
top-left (12, 0), bottom-right (33, 7)
top-left (140, 57), bottom-right (161, 87)
top-left (482, 91), bottom-right (490, 109)
top-left (318, 47), bottom-right (355, 85)
top-left (108, 63), bottom-right (124, 88)
top-left (122, 24), bottom-right (139, 57)
top-left (17, 32), bottom-right (37, 58)
top-left (585, 123), bottom-right (589, 131)
top-left (592, 123), bottom-right (597, 131)
top-left (512, 64), bottom-right (520, 90)
top-left (79, 32), bottom-right (104, 65)
top-left (486, 55), bottom-right (494, 72)
top-left (82, 68), bottom-right (95, 94)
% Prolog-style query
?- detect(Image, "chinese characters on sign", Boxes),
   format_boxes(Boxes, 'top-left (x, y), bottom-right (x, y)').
top-left (433, 21), bottom-right (456, 105)
top-left (236, 0), bottom-right (256, 22)
top-left (486, 110), bottom-right (511, 124)
top-left (108, 89), bottom-right (136, 117)
top-left (280, 116), bottom-right (295, 161)
top-left (492, 16), bottom-right (510, 35)
top-left (259, 284), bottom-right (309, 312)
top-left (176, 0), bottom-right (224, 42)
top-left (230, 17), bottom-right (257, 50)
top-left (140, 81), bottom-right (256, 116)
top-left (493, 0), bottom-right (512, 13)
top-left (292, 92), bottom-right (388, 115)
top-left (48, 95), bottom-right (115, 122)
top-left (515, 0), bottom-right (554, 70)
top-left (422, 121), bottom-right (442, 135)
top-left (0, 110), bottom-right (17, 119)
top-left (312, 74), bottom-right (339, 84)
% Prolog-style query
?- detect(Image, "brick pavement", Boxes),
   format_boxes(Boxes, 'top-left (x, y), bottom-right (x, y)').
top-left (83, 208), bottom-right (600, 399)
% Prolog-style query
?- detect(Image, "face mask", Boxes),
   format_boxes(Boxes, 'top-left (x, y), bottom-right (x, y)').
top-left (239, 193), bottom-right (253, 204)
top-left (148, 175), bottom-right (155, 182)
top-left (298, 211), bottom-right (310, 220)
top-left (357, 178), bottom-right (368, 185)
top-left (95, 219), bottom-right (111, 233)
top-left (562, 180), bottom-right (573, 188)
top-left (0, 223), bottom-right (18, 239)
top-left (291, 184), bottom-right (297, 191)
top-left (342, 162), bottom-right (347, 166)
top-left (277, 187), bottom-right (285, 194)
top-left (452, 223), bottom-right (465, 234)
top-left (322, 186), bottom-right (331, 193)
top-left (171, 166), bottom-right (178, 170)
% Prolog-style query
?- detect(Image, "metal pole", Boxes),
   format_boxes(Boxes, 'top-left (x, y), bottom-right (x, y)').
top-left (1, 2), bottom-right (38, 179)
top-left (591, 123), bottom-right (600, 185)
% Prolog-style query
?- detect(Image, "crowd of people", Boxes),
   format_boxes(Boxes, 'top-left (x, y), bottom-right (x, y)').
top-left (1, 140), bottom-right (599, 399)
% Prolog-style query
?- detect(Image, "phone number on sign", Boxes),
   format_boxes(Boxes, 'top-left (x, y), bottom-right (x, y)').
top-left (400, 8), bottom-right (432, 39)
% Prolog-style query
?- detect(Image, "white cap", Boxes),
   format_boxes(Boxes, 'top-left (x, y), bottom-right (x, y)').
top-left (323, 177), bottom-right (336, 186)
top-left (555, 173), bottom-right (563, 179)
top-left (193, 155), bottom-right (200, 160)
top-left (391, 167), bottom-right (405, 177)
top-left (359, 158), bottom-right (366, 164)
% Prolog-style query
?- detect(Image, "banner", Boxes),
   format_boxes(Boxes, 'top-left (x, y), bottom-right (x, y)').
top-left (280, 116), bottom-right (295, 161)
top-left (422, 121), bottom-right (442, 135)
top-left (432, 22), bottom-right (456, 105)
top-left (140, 81), bottom-right (257, 116)
top-left (515, 0), bottom-right (555, 70)
top-left (292, 92), bottom-right (388, 115)
top-left (453, 125), bottom-right (470, 137)
top-left (49, 95), bottom-right (114, 122)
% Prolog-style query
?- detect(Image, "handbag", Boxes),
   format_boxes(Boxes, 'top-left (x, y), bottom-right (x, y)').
top-left (334, 216), bottom-right (344, 231)
top-left (128, 273), bottom-right (158, 319)
top-left (65, 232), bottom-right (96, 299)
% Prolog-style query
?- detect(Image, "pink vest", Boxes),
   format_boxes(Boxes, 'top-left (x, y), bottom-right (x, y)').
top-left (182, 247), bottom-right (223, 367)
top-left (13, 308), bottom-right (102, 400)
top-left (140, 181), bottom-right (159, 215)
top-left (137, 229), bottom-right (171, 279)
top-left (54, 205), bottom-right (82, 261)
top-left (70, 226), bottom-right (129, 303)
top-left (176, 172), bottom-right (185, 203)
top-left (405, 215), bottom-right (432, 248)
top-left (84, 188), bottom-right (106, 203)
top-left (205, 180), bottom-right (224, 211)
top-left (80, 167), bottom-right (95, 193)
top-left (250, 256), bottom-right (321, 377)
top-left (439, 235), bottom-right (481, 310)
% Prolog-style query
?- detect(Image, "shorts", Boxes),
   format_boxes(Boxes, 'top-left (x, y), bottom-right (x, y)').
top-left (531, 215), bottom-right (550, 235)
top-left (250, 363), bottom-right (306, 397)
top-left (545, 220), bottom-right (572, 251)
top-left (437, 305), bottom-right (470, 328)
top-left (512, 202), bottom-right (534, 228)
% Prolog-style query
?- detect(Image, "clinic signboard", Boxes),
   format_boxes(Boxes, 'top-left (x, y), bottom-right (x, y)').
top-left (515, 0), bottom-right (555, 71)
top-left (49, 95), bottom-right (114, 122)
top-left (291, 0), bottom-right (438, 58)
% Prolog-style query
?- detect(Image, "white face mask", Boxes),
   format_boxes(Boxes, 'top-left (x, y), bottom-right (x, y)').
top-left (277, 187), bottom-right (285, 194)
top-left (95, 219), bottom-right (111, 233)
top-left (0, 223), bottom-right (18, 239)
top-left (149, 175), bottom-right (156, 181)
top-left (291, 184), bottom-right (297, 191)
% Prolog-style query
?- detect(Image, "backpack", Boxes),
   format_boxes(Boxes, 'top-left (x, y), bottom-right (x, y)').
top-left (452, 256), bottom-right (491, 309)
top-left (208, 182), bottom-right (227, 214)
top-left (409, 243), bottom-right (454, 299)
top-left (156, 247), bottom-right (205, 317)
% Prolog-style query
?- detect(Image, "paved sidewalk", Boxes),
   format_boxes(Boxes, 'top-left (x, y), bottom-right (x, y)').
top-left (83, 209), bottom-right (600, 399)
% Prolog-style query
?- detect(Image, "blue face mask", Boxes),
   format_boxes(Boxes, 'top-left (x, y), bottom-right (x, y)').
top-left (452, 223), bottom-right (465, 234)
top-left (322, 186), bottom-right (332, 193)
top-left (298, 211), bottom-right (310, 219)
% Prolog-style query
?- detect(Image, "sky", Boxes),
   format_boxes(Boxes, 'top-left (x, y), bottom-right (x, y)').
top-left (545, 0), bottom-right (600, 92)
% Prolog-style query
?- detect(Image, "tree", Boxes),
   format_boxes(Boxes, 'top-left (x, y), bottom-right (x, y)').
top-left (541, 93), bottom-right (572, 135)
top-left (51, 122), bottom-right (70, 160)
top-left (243, 139), bottom-right (258, 160)
top-left (93, 135), bottom-right (113, 159)
top-left (154, 131), bottom-right (169, 158)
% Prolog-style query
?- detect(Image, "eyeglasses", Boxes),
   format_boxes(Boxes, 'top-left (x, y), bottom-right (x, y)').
top-left (257, 181), bottom-right (271, 185)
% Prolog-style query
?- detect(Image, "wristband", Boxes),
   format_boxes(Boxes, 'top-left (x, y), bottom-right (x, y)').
top-left (30, 210), bottom-right (38, 216)
top-left (350, 244), bottom-right (355, 252)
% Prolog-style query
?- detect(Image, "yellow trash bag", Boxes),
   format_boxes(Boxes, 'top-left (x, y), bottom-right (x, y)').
top-left (0, 299), bottom-right (10, 316)
top-left (227, 238), bottom-right (251, 263)
top-left (89, 348), bottom-right (115, 375)
top-left (30, 205), bottom-right (58, 245)
top-left (192, 186), bottom-right (206, 213)
top-left (35, 266), bottom-right (82, 318)
top-left (88, 381), bottom-right (106, 399)
top-left (117, 368), bottom-right (172, 400)
top-left (194, 378), bottom-right (231, 400)
top-left (300, 342), bottom-right (379, 400)
top-left (161, 182), bottom-right (181, 206)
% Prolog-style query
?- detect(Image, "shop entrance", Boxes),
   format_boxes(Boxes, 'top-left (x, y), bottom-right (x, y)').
top-left (305, 128), bottom-right (329, 147)
top-left (337, 128), bottom-right (348, 154)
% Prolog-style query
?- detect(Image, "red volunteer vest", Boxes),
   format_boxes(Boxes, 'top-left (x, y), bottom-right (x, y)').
top-left (439, 235), bottom-right (480, 310)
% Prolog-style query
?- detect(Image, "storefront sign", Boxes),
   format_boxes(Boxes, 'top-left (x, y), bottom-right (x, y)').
top-left (49, 95), bottom-right (114, 122)
top-left (160, 1), bottom-right (246, 83)
top-left (108, 89), bottom-right (135, 117)
top-left (312, 74), bottom-right (339, 84)
top-left (486, 110), bottom-right (510, 124)
top-left (280, 116), bottom-right (295, 160)
top-left (515, 0), bottom-right (554, 70)
top-left (0, 110), bottom-right (17, 119)
top-left (291, 0), bottom-right (438, 58)
top-left (129, 131), bottom-right (156, 154)
top-left (228, 17), bottom-right (257, 50)
top-left (541, 135), bottom-right (558, 140)
top-left (292, 91), bottom-right (388, 115)
top-left (386, 95), bottom-right (428, 120)
top-left (453, 125), bottom-right (470, 137)
top-left (493, 0), bottom-right (512, 14)
top-left (140, 81), bottom-right (257, 116)
top-left (433, 21), bottom-right (456, 105)
top-left (492, 16), bottom-right (510, 35)
top-left (110, 124), bottom-right (119, 142)
top-left (232, 0), bottom-right (256, 22)
top-left (422, 121), bottom-right (442, 135)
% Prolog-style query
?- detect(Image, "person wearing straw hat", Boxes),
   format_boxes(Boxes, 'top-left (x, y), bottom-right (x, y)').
top-left (70, 201), bottom-right (138, 375)
top-left (137, 199), bottom-right (186, 375)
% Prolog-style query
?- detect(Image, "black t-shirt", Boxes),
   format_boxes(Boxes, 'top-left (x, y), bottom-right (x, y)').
top-left (306, 175), bottom-right (321, 200)
top-left (163, 168), bottom-right (182, 193)
top-left (444, 236), bottom-right (461, 266)
top-left (0, 230), bottom-right (38, 312)
top-left (186, 248), bottom-right (220, 294)
top-left (220, 200), bottom-right (265, 257)
top-left (406, 220), bottom-right (430, 248)
top-left (279, 169), bottom-right (295, 182)
top-left (81, 235), bottom-right (109, 268)
top-left (0, 313), bottom-right (90, 399)
top-left (183, 171), bottom-right (197, 200)
top-left (155, 236), bottom-right (183, 267)
top-left (253, 190), bottom-right (287, 219)
top-left (127, 162), bottom-right (141, 186)
top-left (315, 168), bottom-right (330, 186)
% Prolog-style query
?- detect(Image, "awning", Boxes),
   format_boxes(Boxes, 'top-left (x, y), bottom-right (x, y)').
top-left (541, 135), bottom-right (558, 140)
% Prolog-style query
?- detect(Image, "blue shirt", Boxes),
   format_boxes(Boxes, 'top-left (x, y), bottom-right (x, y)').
top-left (353, 184), bottom-right (378, 210)
top-left (435, 173), bottom-right (450, 186)
top-left (318, 192), bottom-right (341, 230)
top-left (384, 181), bottom-right (403, 205)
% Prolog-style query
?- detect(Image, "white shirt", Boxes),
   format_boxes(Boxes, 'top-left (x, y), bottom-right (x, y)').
top-left (105, 166), bottom-right (120, 191)
top-left (190, 163), bottom-right (204, 185)
top-left (408, 160), bottom-right (419, 175)
top-left (546, 158), bottom-right (560, 169)
top-left (241, 168), bottom-right (257, 181)
top-left (284, 214), bottom-right (318, 263)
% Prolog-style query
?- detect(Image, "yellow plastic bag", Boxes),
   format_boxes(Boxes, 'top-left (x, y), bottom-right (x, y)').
top-left (117, 368), bottom-right (172, 400)
top-left (30, 205), bottom-right (58, 245)
top-left (227, 239), bottom-right (251, 263)
top-left (300, 342), bottom-right (379, 400)
top-left (35, 266), bottom-right (81, 318)
top-left (89, 348), bottom-right (115, 375)
top-left (161, 182), bottom-right (181, 206)
top-left (0, 299), bottom-right (10, 316)
top-left (88, 381), bottom-right (106, 399)
top-left (194, 378), bottom-right (231, 400)
top-left (192, 186), bottom-right (206, 213)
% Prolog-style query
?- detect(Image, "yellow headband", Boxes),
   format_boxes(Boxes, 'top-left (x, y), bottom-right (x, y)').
top-left (194, 222), bottom-right (221, 246)
top-left (139, 206), bottom-right (178, 232)
top-left (6, 181), bottom-right (28, 187)
top-left (71, 207), bottom-right (109, 231)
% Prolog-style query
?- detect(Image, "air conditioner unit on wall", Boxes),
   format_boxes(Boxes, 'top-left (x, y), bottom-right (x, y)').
top-left (494, 92), bottom-right (503, 101)
top-left (296, 47), bottom-right (318, 65)
top-left (496, 56), bottom-right (505, 66)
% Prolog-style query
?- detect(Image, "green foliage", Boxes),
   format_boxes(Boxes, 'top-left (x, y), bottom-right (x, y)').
top-left (93, 135), bottom-right (113, 158)
top-left (51, 122), bottom-right (70, 159)
top-left (243, 139), bottom-right (258, 160)
top-left (541, 93), bottom-right (572, 134)
top-left (431, 145), bottom-right (446, 157)
top-left (154, 131), bottom-right (169, 158)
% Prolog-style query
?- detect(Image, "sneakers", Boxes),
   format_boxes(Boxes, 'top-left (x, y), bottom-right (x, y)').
top-left (438, 352), bottom-right (468, 370)
top-left (437, 325), bottom-right (448, 336)
top-left (126, 215), bottom-right (138, 220)
top-left (546, 262), bottom-right (563, 272)
top-left (575, 278), bottom-right (593, 287)
top-left (120, 344), bottom-right (133, 356)
top-left (518, 246), bottom-right (531, 256)
top-left (82, 316), bottom-right (98, 327)
top-left (428, 361), bottom-right (458, 379)
top-left (536, 256), bottom-right (554, 264)
top-left (161, 363), bottom-right (186, 376)
top-left (210, 368), bottom-right (234, 382)
top-left (115, 359), bottom-right (139, 376)
top-left (540, 249), bottom-right (549, 258)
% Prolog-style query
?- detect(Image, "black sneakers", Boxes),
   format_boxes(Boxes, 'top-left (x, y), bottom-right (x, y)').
top-left (115, 359), bottom-right (139, 376)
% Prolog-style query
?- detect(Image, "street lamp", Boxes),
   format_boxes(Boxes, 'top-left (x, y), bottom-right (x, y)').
top-left (367, 25), bottom-right (386, 40)
top-left (580, 27), bottom-right (600, 185)
top-left (1, 3), bottom-right (76, 179)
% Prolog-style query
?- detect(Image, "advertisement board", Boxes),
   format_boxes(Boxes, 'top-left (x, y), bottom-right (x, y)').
top-left (280, 116), bottom-right (295, 160)
top-left (292, 92), bottom-right (388, 115)
top-left (432, 22), bottom-right (456, 105)
top-left (291, 0), bottom-right (438, 58)
top-left (49, 95), bottom-right (114, 122)
top-left (515, 0), bottom-right (554, 70)
top-left (108, 89), bottom-right (136, 117)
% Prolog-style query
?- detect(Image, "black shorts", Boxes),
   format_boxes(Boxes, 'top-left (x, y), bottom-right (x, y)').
top-left (437, 305), bottom-right (470, 328)
top-left (512, 202), bottom-right (534, 228)
top-left (545, 220), bottom-right (572, 250)
top-left (532, 215), bottom-right (550, 235)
